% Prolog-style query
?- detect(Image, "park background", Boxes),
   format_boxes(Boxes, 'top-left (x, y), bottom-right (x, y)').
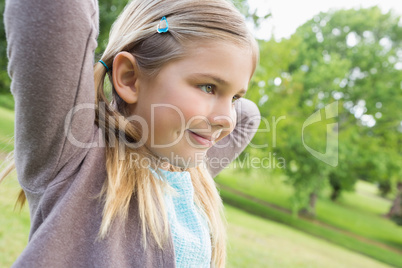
top-left (1, 0), bottom-right (401, 267)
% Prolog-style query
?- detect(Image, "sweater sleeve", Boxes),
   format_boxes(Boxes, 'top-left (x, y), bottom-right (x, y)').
top-left (5, 0), bottom-right (99, 192)
top-left (207, 98), bottom-right (261, 177)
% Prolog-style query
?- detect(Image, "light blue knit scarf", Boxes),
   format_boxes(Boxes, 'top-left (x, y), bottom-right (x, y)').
top-left (153, 169), bottom-right (212, 268)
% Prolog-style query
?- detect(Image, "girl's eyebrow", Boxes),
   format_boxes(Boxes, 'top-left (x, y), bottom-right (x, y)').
top-left (190, 73), bottom-right (228, 86)
top-left (190, 73), bottom-right (247, 94)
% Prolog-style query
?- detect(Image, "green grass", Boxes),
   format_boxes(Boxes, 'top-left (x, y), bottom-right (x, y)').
top-left (225, 205), bottom-right (393, 268)
top-left (0, 170), bottom-right (30, 267)
top-left (220, 188), bottom-right (402, 267)
top-left (217, 168), bottom-right (294, 209)
top-left (0, 106), bottom-right (15, 153)
top-left (0, 107), bottom-right (26, 267)
top-left (338, 180), bottom-right (392, 215)
top-left (315, 198), bottom-right (402, 250)
top-left (216, 168), bottom-right (402, 252)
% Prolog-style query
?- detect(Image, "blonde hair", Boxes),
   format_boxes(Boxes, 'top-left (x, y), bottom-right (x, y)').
top-left (2, 0), bottom-right (258, 267)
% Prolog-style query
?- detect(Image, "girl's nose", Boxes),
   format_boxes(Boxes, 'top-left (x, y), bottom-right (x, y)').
top-left (208, 99), bottom-right (237, 133)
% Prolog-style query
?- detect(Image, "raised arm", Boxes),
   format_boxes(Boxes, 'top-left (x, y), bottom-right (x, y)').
top-left (207, 98), bottom-right (260, 177)
top-left (5, 0), bottom-right (99, 192)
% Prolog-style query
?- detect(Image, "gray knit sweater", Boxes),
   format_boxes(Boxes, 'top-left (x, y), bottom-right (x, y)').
top-left (4, 0), bottom-right (260, 267)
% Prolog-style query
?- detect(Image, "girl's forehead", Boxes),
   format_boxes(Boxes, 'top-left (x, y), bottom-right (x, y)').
top-left (181, 40), bottom-right (257, 73)
top-left (184, 42), bottom-right (253, 70)
top-left (174, 42), bottom-right (249, 65)
top-left (184, 39), bottom-right (253, 55)
top-left (153, 42), bottom-right (254, 90)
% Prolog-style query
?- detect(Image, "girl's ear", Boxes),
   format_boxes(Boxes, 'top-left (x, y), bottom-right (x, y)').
top-left (112, 52), bottom-right (141, 104)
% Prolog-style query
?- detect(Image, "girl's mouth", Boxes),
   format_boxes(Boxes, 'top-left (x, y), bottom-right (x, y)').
top-left (187, 130), bottom-right (214, 147)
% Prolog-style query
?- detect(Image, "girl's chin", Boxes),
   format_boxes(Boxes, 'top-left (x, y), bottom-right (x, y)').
top-left (137, 146), bottom-right (209, 170)
top-left (158, 152), bottom-right (208, 170)
top-left (172, 157), bottom-right (206, 170)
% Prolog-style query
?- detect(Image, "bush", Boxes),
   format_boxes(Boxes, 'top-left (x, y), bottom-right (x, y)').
top-left (0, 94), bottom-right (15, 110)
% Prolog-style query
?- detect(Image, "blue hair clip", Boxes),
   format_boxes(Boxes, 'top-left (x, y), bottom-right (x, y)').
top-left (99, 60), bottom-right (110, 72)
top-left (157, 16), bottom-right (169, 33)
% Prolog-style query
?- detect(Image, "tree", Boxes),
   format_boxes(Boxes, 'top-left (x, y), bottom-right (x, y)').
top-left (246, 7), bottom-right (402, 216)
top-left (246, 37), bottom-right (333, 215)
top-left (289, 7), bottom-right (402, 204)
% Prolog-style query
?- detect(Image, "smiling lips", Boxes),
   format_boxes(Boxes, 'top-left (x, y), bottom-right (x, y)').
top-left (187, 130), bottom-right (216, 147)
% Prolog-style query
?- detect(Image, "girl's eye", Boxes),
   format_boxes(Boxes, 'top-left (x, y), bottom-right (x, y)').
top-left (199, 84), bottom-right (215, 94)
top-left (232, 95), bottom-right (242, 103)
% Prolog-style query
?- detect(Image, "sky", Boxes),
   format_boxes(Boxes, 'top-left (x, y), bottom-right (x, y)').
top-left (247, 0), bottom-right (402, 40)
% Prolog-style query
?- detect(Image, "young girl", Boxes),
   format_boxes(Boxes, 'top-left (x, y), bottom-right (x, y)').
top-left (3, 0), bottom-right (259, 267)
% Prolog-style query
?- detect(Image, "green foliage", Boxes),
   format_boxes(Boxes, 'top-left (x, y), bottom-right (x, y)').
top-left (290, 7), bottom-right (402, 188)
top-left (96, 0), bottom-right (130, 58)
top-left (247, 6), bottom-right (402, 214)
top-left (0, 94), bottom-right (14, 110)
top-left (232, 0), bottom-right (271, 29)
top-left (0, 1), bottom-right (11, 94)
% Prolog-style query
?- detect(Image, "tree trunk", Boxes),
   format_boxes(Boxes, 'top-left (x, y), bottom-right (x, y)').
top-left (309, 192), bottom-right (317, 216)
top-left (329, 174), bottom-right (342, 201)
top-left (330, 184), bottom-right (341, 201)
top-left (387, 182), bottom-right (402, 225)
top-left (300, 192), bottom-right (317, 217)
